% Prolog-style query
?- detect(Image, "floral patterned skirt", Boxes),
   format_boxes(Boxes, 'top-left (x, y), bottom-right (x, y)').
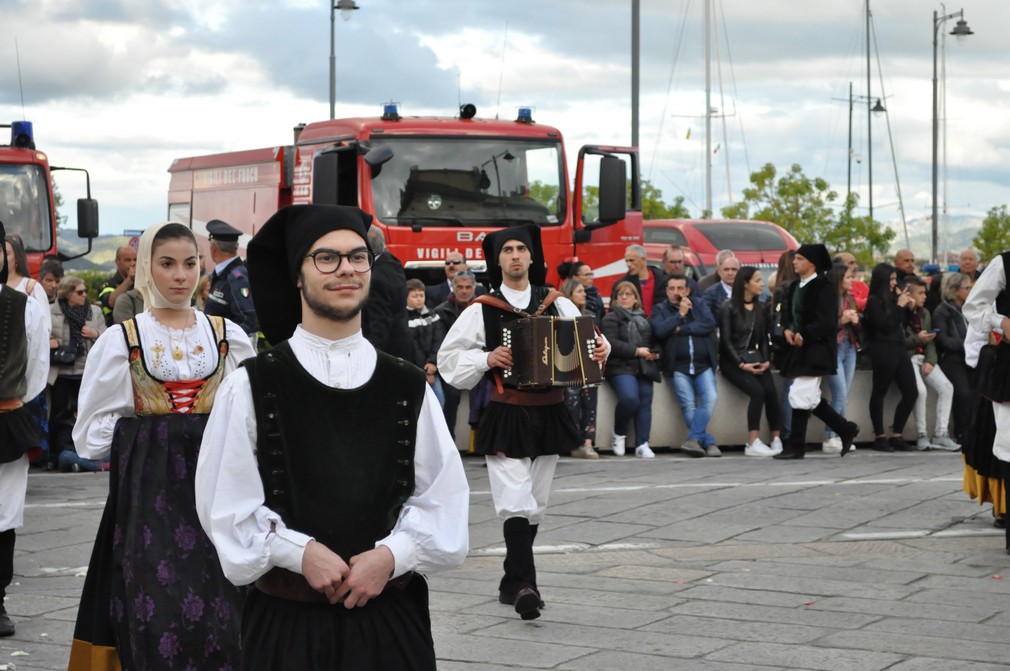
top-left (69, 413), bottom-right (243, 671)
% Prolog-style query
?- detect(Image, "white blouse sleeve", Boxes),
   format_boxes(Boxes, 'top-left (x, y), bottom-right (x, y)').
top-left (73, 326), bottom-right (135, 460)
top-left (223, 318), bottom-right (257, 372)
top-left (23, 298), bottom-right (49, 401)
top-left (963, 256), bottom-right (1008, 334)
top-left (28, 281), bottom-right (51, 333)
top-left (436, 302), bottom-right (490, 390)
top-left (195, 368), bottom-right (314, 586)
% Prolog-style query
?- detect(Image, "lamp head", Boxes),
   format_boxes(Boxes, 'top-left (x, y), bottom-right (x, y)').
top-left (951, 18), bottom-right (973, 45)
top-left (336, 0), bottom-right (359, 21)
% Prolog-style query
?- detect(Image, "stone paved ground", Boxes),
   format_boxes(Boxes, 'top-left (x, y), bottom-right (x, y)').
top-left (3, 448), bottom-right (1009, 670)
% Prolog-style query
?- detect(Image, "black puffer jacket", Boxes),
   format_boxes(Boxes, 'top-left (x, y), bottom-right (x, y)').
top-left (601, 308), bottom-right (656, 379)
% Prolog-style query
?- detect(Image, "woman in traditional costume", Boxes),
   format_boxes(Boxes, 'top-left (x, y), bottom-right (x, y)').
top-left (962, 251), bottom-right (1010, 551)
top-left (68, 223), bottom-right (255, 670)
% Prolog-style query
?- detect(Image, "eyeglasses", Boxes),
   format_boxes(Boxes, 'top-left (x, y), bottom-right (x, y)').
top-left (305, 249), bottom-right (374, 274)
top-left (445, 259), bottom-right (465, 266)
top-left (959, 285), bottom-right (973, 291)
top-left (74, 289), bottom-right (87, 296)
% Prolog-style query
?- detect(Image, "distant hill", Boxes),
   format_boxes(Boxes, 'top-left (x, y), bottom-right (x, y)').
top-left (58, 232), bottom-right (135, 274)
top-left (883, 214), bottom-right (981, 261)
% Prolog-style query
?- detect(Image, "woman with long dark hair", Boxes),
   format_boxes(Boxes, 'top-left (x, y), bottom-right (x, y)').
top-left (718, 266), bottom-right (781, 456)
top-left (862, 263), bottom-right (918, 451)
top-left (69, 223), bottom-right (257, 670)
top-left (770, 250), bottom-right (798, 441)
top-left (560, 278), bottom-right (599, 458)
top-left (821, 263), bottom-right (861, 454)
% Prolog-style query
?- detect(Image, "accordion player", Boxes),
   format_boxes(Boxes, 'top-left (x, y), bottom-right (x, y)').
top-left (501, 315), bottom-right (603, 388)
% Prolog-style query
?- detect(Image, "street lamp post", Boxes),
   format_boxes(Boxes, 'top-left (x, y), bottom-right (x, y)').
top-left (330, 0), bottom-right (360, 120)
top-left (844, 82), bottom-right (886, 224)
top-left (931, 8), bottom-right (972, 264)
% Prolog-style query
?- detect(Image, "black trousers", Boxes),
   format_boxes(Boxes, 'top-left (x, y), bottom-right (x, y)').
top-left (867, 343), bottom-right (918, 436)
top-left (721, 365), bottom-right (780, 432)
top-left (940, 353), bottom-right (973, 442)
top-left (0, 529), bottom-right (14, 604)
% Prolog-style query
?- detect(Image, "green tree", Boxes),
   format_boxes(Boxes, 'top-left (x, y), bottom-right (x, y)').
top-left (51, 179), bottom-right (68, 229)
top-left (641, 179), bottom-right (690, 219)
top-left (837, 193), bottom-right (895, 268)
top-left (528, 180), bottom-right (559, 212)
top-left (974, 205), bottom-right (1010, 262)
top-left (720, 163), bottom-right (838, 243)
top-left (721, 163), bottom-right (893, 263)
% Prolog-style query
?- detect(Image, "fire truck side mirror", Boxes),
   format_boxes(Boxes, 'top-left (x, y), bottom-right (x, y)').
top-left (364, 145), bottom-right (393, 178)
top-left (597, 156), bottom-right (626, 225)
top-left (76, 198), bottom-right (99, 239)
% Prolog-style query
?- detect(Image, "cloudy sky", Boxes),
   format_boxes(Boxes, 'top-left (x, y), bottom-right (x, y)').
top-left (3, 0), bottom-right (1007, 254)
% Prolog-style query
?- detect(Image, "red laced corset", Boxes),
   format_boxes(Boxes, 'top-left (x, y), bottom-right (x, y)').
top-left (161, 379), bottom-right (208, 414)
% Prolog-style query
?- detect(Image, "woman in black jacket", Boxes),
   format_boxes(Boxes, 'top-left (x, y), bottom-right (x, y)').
top-left (601, 281), bottom-right (661, 458)
top-left (719, 266), bottom-right (782, 456)
top-left (862, 263), bottom-right (918, 451)
top-left (932, 271), bottom-right (974, 443)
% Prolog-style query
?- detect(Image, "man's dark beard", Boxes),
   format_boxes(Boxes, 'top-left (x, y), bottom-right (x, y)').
top-left (301, 280), bottom-right (369, 322)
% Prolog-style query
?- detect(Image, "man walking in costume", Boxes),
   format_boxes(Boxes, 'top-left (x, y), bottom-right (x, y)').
top-left (0, 222), bottom-right (48, 637)
top-left (438, 225), bottom-right (608, 620)
top-left (195, 204), bottom-right (469, 670)
top-left (774, 243), bottom-right (860, 459)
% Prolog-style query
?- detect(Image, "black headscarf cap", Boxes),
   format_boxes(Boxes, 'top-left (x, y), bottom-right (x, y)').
top-left (247, 204), bottom-right (373, 344)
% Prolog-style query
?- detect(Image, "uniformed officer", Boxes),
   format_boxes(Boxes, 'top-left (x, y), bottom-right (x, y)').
top-left (205, 219), bottom-right (259, 341)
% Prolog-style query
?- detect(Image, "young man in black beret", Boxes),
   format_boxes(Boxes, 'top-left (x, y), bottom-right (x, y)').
top-left (775, 243), bottom-right (860, 459)
top-left (196, 205), bottom-right (469, 670)
top-left (438, 224), bottom-right (609, 620)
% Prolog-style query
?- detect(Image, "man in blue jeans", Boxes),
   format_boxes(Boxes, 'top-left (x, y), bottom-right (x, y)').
top-left (651, 274), bottom-right (720, 457)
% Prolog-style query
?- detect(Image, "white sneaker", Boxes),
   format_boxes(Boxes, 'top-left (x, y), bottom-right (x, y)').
top-left (770, 436), bottom-right (784, 455)
top-left (744, 439), bottom-right (777, 457)
top-left (611, 434), bottom-right (626, 456)
top-left (916, 434), bottom-right (931, 451)
top-left (821, 436), bottom-right (843, 455)
top-left (930, 434), bottom-right (961, 451)
top-left (635, 442), bottom-right (656, 459)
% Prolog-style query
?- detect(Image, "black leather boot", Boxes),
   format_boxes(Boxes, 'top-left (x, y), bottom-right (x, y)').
top-left (0, 529), bottom-right (14, 637)
top-left (812, 399), bottom-right (859, 456)
top-left (503, 517), bottom-right (540, 619)
top-left (775, 410), bottom-right (809, 459)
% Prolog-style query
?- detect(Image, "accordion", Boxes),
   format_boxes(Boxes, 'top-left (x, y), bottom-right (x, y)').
top-left (501, 316), bottom-right (602, 388)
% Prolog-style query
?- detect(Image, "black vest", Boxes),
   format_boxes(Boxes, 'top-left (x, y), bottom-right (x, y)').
top-left (0, 287), bottom-right (28, 400)
top-left (244, 342), bottom-right (426, 559)
top-left (481, 285), bottom-right (559, 389)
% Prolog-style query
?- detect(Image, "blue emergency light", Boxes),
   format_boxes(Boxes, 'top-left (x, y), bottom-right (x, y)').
top-left (10, 121), bottom-right (35, 149)
top-left (381, 103), bottom-right (401, 121)
top-left (516, 107), bottom-right (534, 124)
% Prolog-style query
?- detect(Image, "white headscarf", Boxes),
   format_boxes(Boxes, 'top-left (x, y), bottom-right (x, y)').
top-left (135, 222), bottom-right (197, 311)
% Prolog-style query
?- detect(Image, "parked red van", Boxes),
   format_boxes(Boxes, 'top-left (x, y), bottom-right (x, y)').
top-left (643, 218), bottom-right (799, 278)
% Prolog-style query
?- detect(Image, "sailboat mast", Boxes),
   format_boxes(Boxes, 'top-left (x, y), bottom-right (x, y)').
top-left (705, 0), bottom-right (712, 217)
top-left (866, 0), bottom-right (874, 223)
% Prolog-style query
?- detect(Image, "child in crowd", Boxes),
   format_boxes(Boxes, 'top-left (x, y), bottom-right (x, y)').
top-left (406, 278), bottom-right (445, 406)
top-left (902, 276), bottom-right (959, 450)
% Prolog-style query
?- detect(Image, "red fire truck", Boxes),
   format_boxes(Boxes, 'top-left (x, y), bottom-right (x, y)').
top-left (0, 121), bottom-right (99, 274)
top-left (167, 105), bottom-right (641, 295)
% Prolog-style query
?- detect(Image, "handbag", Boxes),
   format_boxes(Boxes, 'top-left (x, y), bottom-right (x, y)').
top-left (740, 348), bottom-right (765, 365)
top-left (50, 345), bottom-right (77, 365)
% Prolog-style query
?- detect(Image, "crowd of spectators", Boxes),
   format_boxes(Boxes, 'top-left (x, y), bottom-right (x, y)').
top-left (28, 236), bottom-right (989, 470)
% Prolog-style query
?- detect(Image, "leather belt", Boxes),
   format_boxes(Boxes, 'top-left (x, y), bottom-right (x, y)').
top-left (490, 387), bottom-right (564, 406)
top-left (254, 567), bottom-right (416, 604)
top-left (0, 398), bottom-right (23, 413)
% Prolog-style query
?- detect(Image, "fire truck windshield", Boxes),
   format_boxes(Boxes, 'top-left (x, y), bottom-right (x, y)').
top-left (370, 138), bottom-right (563, 227)
top-left (0, 163), bottom-right (53, 252)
